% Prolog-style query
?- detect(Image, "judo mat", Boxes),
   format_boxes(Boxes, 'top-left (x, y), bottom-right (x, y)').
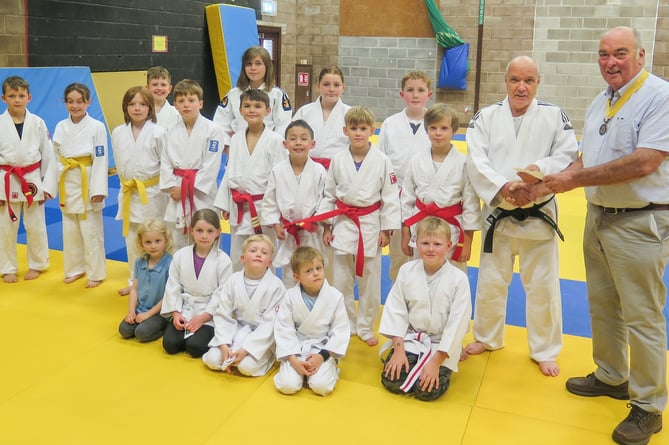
top-left (3, 134), bottom-right (669, 444)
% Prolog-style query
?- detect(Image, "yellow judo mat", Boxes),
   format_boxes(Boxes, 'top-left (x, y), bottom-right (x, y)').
top-left (2, 248), bottom-right (668, 444)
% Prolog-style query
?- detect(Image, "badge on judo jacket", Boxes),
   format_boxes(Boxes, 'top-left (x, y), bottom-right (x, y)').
top-left (220, 95), bottom-right (229, 108)
top-left (389, 172), bottom-right (397, 184)
top-left (209, 140), bottom-right (220, 152)
top-left (281, 91), bottom-right (292, 111)
top-left (95, 145), bottom-right (105, 157)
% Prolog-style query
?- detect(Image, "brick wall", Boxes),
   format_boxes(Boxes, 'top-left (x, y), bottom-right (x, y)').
top-left (0, 0), bottom-right (25, 68)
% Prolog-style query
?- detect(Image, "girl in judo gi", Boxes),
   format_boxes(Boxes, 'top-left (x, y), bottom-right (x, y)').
top-left (53, 83), bottom-right (108, 288)
top-left (118, 219), bottom-right (173, 342)
top-left (112, 86), bottom-right (167, 296)
top-left (161, 208), bottom-right (232, 358)
top-left (213, 46), bottom-right (292, 150)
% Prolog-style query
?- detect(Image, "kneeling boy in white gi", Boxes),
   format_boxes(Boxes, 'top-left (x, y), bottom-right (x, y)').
top-left (379, 217), bottom-right (471, 401)
top-left (274, 247), bottom-right (350, 396)
top-left (202, 234), bottom-right (285, 376)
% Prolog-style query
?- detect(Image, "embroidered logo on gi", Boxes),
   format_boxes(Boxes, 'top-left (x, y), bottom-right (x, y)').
top-left (389, 172), bottom-right (397, 184)
top-left (274, 303), bottom-right (280, 313)
top-left (27, 183), bottom-right (38, 197)
top-left (209, 140), bottom-right (219, 152)
top-left (11, 192), bottom-right (19, 199)
top-left (220, 95), bottom-right (229, 108)
top-left (95, 145), bottom-right (104, 157)
top-left (281, 91), bottom-right (292, 111)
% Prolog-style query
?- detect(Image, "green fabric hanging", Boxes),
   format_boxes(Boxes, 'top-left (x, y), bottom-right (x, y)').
top-left (425, 0), bottom-right (464, 49)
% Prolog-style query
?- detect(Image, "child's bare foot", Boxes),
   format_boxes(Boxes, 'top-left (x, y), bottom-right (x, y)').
top-left (538, 360), bottom-right (560, 377)
top-left (85, 279), bottom-right (102, 288)
top-left (364, 336), bottom-right (379, 347)
top-left (2, 273), bottom-right (18, 283)
top-left (64, 273), bottom-right (85, 284)
top-left (117, 286), bottom-right (131, 296)
top-left (464, 341), bottom-right (488, 356)
top-left (24, 269), bottom-right (41, 280)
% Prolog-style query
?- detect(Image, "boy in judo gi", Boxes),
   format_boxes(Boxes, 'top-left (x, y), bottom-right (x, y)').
top-left (273, 247), bottom-right (350, 396)
top-left (379, 217), bottom-right (471, 401)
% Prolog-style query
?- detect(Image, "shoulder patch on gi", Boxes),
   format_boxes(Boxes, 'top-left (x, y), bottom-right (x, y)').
top-left (468, 110), bottom-right (481, 128)
top-left (95, 145), bottom-right (105, 157)
top-left (389, 171), bottom-right (397, 184)
top-left (220, 95), bottom-right (229, 108)
top-left (208, 139), bottom-right (220, 152)
top-left (281, 90), bottom-right (292, 111)
top-left (561, 111), bottom-right (573, 130)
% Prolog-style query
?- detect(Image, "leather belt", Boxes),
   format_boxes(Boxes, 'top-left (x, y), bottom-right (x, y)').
top-left (595, 203), bottom-right (669, 214)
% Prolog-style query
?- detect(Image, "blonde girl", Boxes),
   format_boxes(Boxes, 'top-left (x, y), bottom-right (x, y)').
top-left (119, 219), bottom-right (173, 342)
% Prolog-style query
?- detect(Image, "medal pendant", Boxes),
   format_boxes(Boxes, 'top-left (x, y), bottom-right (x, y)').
top-left (599, 123), bottom-right (608, 135)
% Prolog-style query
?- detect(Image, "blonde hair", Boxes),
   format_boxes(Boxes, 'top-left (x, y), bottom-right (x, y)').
top-left (290, 246), bottom-right (324, 273)
top-left (344, 105), bottom-right (375, 127)
top-left (416, 216), bottom-right (452, 241)
top-left (401, 71), bottom-right (432, 90)
top-left (173, 79), bottom-right (203, 101)
top-left (237, 46), bottom-right (275, 91)
top-left (122, 86), bottom-right (156, 124)
top-left (241, 234), bottom-right (275, 256)
top-left (424, 103), bottom-right (459, 130)
top-left (135, 219), bottom-right (173, 256)
top-left (146, 66), bottom-right (171, 83)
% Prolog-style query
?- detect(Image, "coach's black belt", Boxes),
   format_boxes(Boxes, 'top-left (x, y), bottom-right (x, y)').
top-left (483, 196), bottom-right (564, 253)
top-left (595, 203), bottom-right (669, 214)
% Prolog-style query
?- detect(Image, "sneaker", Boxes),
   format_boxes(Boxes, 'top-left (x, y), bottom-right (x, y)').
top-left (565, 373), bottom-right (630, 400)
top-left (613, 403), bottom-right (662, 445)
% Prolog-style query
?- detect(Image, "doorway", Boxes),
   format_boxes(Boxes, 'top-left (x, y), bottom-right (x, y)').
top-left (258, 25), bottom-right (282, 87)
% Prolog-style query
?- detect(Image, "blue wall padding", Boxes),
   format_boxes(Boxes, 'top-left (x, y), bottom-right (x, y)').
top-left (206, 4), bottom-right (259, 100)
top-left (0, 66), bottom-right (114, 168)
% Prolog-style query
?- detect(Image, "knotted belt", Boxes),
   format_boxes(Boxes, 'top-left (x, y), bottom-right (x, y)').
top-left (231, 189), bottom-right (264, 234)
top-left (1, 161), bottom-right (41, 222)
top-left (310, 157), bottom-right (331, 170)
top-left (173, 168), bottom-right (198, 233)
top-left (289, 199), bottom-right (381, 277)
top-left (483, 196), bottom-right (563, 253)
top-left (59, 155), bottom-right (92, 219)
top-left (119, 175), bottom-right (160, 236)
top-left (280, 215), bottom-right (318, 247)
top-left (403, 199), bottom-right (465, 261)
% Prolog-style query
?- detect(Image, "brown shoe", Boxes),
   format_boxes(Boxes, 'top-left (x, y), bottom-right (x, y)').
top-left (565, 373), bottom-right (629, 400)
top-left (613, 403), bottom-right (662, 445)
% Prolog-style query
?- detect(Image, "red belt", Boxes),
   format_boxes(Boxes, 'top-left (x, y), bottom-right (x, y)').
top-left (1, 161), bottom-right (41, 222)
top-left (280, 215), bottom-right (318, 247)
top-left (173, 168), bottom-right (198, 233)
top-left (291, 199), bottom-right (381, 277)
top-left (403, 199), bottom-right (464, 261)
top-left (310, 157), bottom-right (331, 170)
top-left (231, 189), bottom-right (264, 234)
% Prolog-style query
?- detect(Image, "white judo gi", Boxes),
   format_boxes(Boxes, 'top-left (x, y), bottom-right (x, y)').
top-left (156, 102), bottom-right (180, 129)
top-left (160, 114), bottom-right (224, 249)
top-left (203, 269), bottom-right (285, 376)
top-left (274, 280), bottom-right (350, 395)
top-left (111, 121), bottom-right (168, 277)
top-left (466, 97), bottom-right (578, 362)
top-left (213, 126), bottom-right (286, 271)
top-left (377, 108), bottom-right (431, 281)
top-left (160, 246), bottom-right (233, 325)
top-left (53, 114), bottom-right (108, 282)
top-left (317, 147), bottom-right (401, 341)
top-left (401, 146), bottom-right (480, 272)
top-left (379, 259), bottom-right (472, 373)
top-left (0, 109), bottom-right (57, 275)
top-left (293, 98), bottom-right (351, 161)
top-left (212, 85), bottom-right (292, 146)
top-left (260, 157), bottom-right (327, 286)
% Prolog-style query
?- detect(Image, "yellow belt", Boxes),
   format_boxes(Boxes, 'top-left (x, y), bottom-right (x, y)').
top-left (119, 175), bottom-right (160, 236)
top-left (59, 155), bottom-right (92, 219)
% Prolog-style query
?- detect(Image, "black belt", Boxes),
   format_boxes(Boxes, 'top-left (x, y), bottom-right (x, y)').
top-left (483, 196), bottom-right (564, 253)
top-left (594, 203), bottom-right (669, 215)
